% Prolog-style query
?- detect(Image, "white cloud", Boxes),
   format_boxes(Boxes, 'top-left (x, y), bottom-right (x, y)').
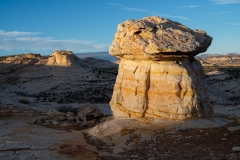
top-left (107, 3), bottom-right (190, 20)
top-left (160, 14), bottom-right (191, 21)
top-left (0, 30), bottom-right (109, 52)
top-left (206, 11), bottom-right (234, 15)
top-left (0, 30), bottom-right (40, 37)
top-left (122, 7), bottom-right (150, 12)
top-left (180, 5), bottom-right (201, 8)
top-left (107, 3), bottom-right (123, 6)
top-left (225, 23), bottom-right (240, 26)
top-left (94, 45), bottom-right (109, 49)
top-left (210, 0), bottom-right (240, 4)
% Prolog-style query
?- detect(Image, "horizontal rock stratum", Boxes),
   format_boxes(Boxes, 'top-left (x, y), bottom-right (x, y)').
top-left (110, 16), bottom-right (212, 60)
top-left (109, 16), bottom-right (213, 120)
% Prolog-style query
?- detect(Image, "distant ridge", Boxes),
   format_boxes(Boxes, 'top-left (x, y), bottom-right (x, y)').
top-left (75, 52), bottom-right (119, 62)
top-left (197, 53), bottom-right (240, 58)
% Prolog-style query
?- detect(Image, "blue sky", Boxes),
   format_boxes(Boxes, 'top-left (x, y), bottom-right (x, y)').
top-left (0, 0), bottom-right (240, 56)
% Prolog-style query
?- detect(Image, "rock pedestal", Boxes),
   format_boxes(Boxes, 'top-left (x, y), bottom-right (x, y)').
top-left (109, 16), bottom-right (213, 120)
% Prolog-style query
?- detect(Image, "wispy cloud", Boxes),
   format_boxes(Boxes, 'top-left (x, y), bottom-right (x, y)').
top-left (0, 30), bottom-right (109, 52)
top-left (225, 23), bottom-right (240, 26)
top-left (108, 3), bottom-right (156, 12)
top-left (108, 3), bottom-right (190, 20)
top-left (180, 5), bottom-right (201, 8)
top-left (121, 7), bottom-right (149, 12)
top-left (107, 3), bottom-right (122, 6)
top-left (160, 14), bottom-right (191, 21)
top-left (210, 0), bottom-right (240, 4)
top-left (206, 11), bottom-right (234, 15)
top-left (0, 30), bottom-right (41, 37)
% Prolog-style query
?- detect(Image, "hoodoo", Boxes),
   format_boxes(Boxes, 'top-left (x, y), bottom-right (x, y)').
top-left (109, 16), bottom-right (213, 120)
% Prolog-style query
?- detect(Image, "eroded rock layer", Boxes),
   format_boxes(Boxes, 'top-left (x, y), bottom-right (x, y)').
top-left (109, 16), bottom-right (212, 60)
top-left (109, 16), bottom-right (213, 120)
top-left (110, 58), bottom-right (213, 120)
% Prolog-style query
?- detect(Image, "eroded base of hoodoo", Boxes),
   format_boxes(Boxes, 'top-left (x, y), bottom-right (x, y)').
top-left (110, 58), bottom-right (213, 120)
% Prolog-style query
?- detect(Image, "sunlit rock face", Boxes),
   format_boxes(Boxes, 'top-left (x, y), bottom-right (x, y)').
top-left (109, 16), bottom-right (213, 120)
top-left (109, 16), bottom-right (212, 60)
top-left (47, 50), bottom-right (87, 68)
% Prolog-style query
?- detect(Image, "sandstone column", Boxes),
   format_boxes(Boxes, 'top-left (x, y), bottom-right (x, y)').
top-left (109, 16), bottom-right (213, 120)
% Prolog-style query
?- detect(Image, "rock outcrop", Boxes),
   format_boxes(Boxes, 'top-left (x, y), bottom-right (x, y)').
top-left (47, 50), bottom-right (88, 68)
top-left (110, 16), bottom-right (212, 60)
top-left (109, 16), bottom-right (213, 120)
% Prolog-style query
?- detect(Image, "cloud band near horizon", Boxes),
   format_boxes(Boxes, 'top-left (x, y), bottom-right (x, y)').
top-left (0, 30), bottom-right (109, 53)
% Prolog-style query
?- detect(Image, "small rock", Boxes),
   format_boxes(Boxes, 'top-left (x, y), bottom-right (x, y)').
top-left (46, 110), bottom-right (65, 117)
top-left (66, 112), bottom-right (74, 117)
top-left (87, 119), bottom-right (96, 124)
top-left (60, 122), bottom-right (72, 127)
top-left (224, 133), bottom-right (228, 137)
top-left (221, 138), bottom-right (228, 141)
top-left (67, 116), bottom-right (75, 123)
top-left (29, 119), bottom-right (37, 124)
top-left (57, 116), bottom-right (67, 122)
top-left (75, 117), bottom-right (82, 125)
top-left (37, 118), bottom-right (45, 125)
top-left (75, 103), bottom-right (103, 120)
top-left (77, 113), bottom-right (86, 122)
top-left (52, 120), bottom-right (59, 125)
top-left (127, 142), bottom-right (135, 148)
top-left (227, 126), bottom-right (240, 132)
top-left (232, 147), bottom-right (240, 152)
top-left (200, 130), bottom-right (204, 133)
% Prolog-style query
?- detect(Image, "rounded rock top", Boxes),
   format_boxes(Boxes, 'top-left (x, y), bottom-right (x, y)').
top-left (109, 16), bottom-right (212, 60)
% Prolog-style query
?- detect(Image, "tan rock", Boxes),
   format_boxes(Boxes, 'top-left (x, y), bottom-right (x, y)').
top-left (109, 16), bottom-right (213, 120)
top-left (110, 58), bottom-right (213, 120)
top-left (47, 50), bottom-right (88, 68)
top-left (109, 16), bottom-right (212, 60)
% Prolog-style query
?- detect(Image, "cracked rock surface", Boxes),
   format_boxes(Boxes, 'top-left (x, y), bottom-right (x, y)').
top-left (109, 16), bottom-right (213, 120)
top-left (109, 16), bottom-right (212, 60)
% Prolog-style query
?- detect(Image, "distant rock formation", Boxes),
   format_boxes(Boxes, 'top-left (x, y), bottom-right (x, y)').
top-left (47, 50), bottom-right (88, 68)
top-left (109, 16), bottom-right (213, 120)
top-left (198, 53), bottom-right (240, 67)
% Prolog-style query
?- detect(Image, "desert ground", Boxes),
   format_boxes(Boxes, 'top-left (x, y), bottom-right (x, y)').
top-left (0, 52), bottom-right (240, 159)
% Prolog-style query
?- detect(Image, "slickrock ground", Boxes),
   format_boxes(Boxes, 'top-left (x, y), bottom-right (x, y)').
top-left (1, 52), bottom-right (240, 159)
top-left (0, 51), bottom-right (117, 104)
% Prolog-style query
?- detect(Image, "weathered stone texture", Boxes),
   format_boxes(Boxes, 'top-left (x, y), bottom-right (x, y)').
top-left (109, 16), bottom-right (212, 60)
top-left (110, 59), bottom-right (213, 120)
top-left (109, 16), bottom-right (213, 120)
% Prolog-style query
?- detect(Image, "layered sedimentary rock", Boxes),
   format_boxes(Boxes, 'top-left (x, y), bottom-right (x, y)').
top-left (109, 16), bottom-right (213, 120)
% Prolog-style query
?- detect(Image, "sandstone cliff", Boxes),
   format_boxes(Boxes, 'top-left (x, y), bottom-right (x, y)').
top-left (109, 16), bottom-right (213, 120)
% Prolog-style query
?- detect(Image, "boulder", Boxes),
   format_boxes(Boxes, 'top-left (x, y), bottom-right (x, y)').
top-left (75, 103), bottom-right (104, 121)
top-left (109, 16), bottom-right (213, 120)
top-left (109, 16), bottom-right (212, 60)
